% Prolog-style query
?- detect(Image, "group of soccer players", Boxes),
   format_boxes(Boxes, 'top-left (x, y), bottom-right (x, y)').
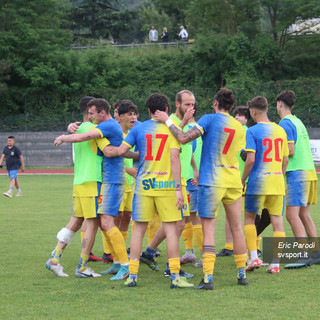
top-left (45, 88), bottom-right (319, 290)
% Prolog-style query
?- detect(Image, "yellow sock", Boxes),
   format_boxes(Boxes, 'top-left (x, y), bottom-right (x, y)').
top-left (273, 231), bottom-right (285, 262)
top-left (102, 230), bottom-right (119, 261)
top-left (256, 237), bottom-right (262, 251)
top-left (81, 232), bottom-right (85, 244)
top-left (225, 243), bottom-right (233, 251)
top-left (78, 253), bottom-right (89, 271)
top-left (107, 227), bottom-right (128, 264)
top-left (129, 259), bottom-right (140, 275)
top-left (202, 253), bottom-right (216, 275)
top-left (121, 231), bottom-right (128, 242)
top-left (234, 254), bottom-right (247, 269)
top-left (244, 224), bottom-right (257, 253)
top-left (194, 225), bottom-right (203, 251)
top-left (182, 222), bottom-right (194, 250)
top-left (147, 214), bottom-right (161, 245)
top-left (168, 257), bottom-right (180, 275)
top-left (101, 230), bottom-right (111, 254)
top-left (50, 246), bottom-right (63, 264)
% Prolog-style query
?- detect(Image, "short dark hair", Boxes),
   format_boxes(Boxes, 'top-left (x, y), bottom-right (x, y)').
top-left (248, 96), bottom-right (268, 111)
top-left (145, 93), bottom-right (170, 115)
top-left (233, 106), bottom-right (250, 119)
top-left (87, 98), bottom-right (111, 114)
top-left (8, 136), bottom-right (15, 140)
top-left (79, 96), bottom-right (95, 114)
top-left (276, 90), bottom-right (296, 108)
top-left (112, 100), bottom-right (122, 111)
top-left (118, 100), bottom-right (139, 116)
top-left (214, 88), bottom-right (235, 111)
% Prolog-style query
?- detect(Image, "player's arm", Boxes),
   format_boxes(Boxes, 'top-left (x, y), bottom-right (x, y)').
top-left (170, 148), bottom-right (184, 210)
top-left (241, 151), bottom-right (255, 188)
top-left (190, 154), bottom-right (199, 186)
top-left (154, 110), bottom-right (202, 144)
top-left (54, 129), bottom-right (101, 147)
top-left (126, 167), bottom-right (138, 179)
top-left (0, 154), bottom-right (5, 167)
top-left (67, 122), bottom-right (81, 134)
top-left (282, 155), bottom-right (289, 175)
top-left (288, 143), bottom-right (295, 157)
top-left (19, 155), bottom-right (25, 172)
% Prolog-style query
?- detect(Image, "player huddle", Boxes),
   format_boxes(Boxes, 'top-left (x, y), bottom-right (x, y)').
top-left (45, 88), bottom-right (319, 290)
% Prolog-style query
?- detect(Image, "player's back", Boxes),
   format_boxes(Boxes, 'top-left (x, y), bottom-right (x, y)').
top-left (196, 112), bottom-right (244, 188)
top-left (245, 122), bottom-right (288, 195)
top-left (124, 119), bottom-right (181, 196)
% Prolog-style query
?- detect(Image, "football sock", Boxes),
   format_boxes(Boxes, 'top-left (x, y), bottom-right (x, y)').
top-left (244, 224), bottom-right (257, 259)
top-left (101, 230), bottom-right (111, 255)
top-left (182, 222), bottom-right (194, 250)
top-left (129, 259), bottom-right (140, 275)
top-left (120, 231), bottom-right (128, 242)
top-left (9, 188), bottom-right (13, 193)
top-left (50, 246), bottom-right (63, 264)
top-left (194, 224), bottom-right (203, 251)
top-left (256, 237), bottom-right (262, 251)
top-left (107, 227), bottom-right (129, 264)
top-left (78, 253), bottom-right (89, 271)
top-left (203, 253), bottom-right (216, 282)
top-left (204, 274), bottom-right (213, 283)
top-left (168, 258), bottom-right (180, 280)
top-left (225, 243), bottom-right (233, 251)
top-left (102, 230), bottom-right (119, 261)
top-left (234, 254), bottom-right (247, 278)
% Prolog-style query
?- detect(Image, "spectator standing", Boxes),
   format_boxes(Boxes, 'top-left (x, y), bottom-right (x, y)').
top-left (149, 26), bottom-right (158, 42)
top-left (177, 26), bottom-right (188, 41)
top-left (161, 27), bottom-right (169, 42)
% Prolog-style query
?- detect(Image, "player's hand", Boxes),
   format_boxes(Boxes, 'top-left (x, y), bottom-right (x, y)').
top-left (54, 135), bottom-right (65, 147)
top-left (154, 110), bottom-right (169, 123)
top-left (68, 121), bottom-right (81, 134)
top-left (126, 167), bottom-right (138, 179)
top-left (183, 108), bottom-right (195, 123)
top-left (21, 167), bottom-right (24, 172)
top-left (175, 190), bottom-right (184, 210)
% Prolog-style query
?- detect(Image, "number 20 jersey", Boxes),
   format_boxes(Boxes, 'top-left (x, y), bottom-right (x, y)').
top-left (196, 112), bottom-right (245, 188)
top-left (245, 122), bottom-right (289, 195)
top-left (124, 119), bottom-right (181, 196)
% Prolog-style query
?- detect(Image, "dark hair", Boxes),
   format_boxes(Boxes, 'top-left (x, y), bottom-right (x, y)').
top-left (8, 136), bottom-right (15, 140)
top-left (112, 100), bottom-right (122, 111)
top-left (87, 98), bottom-right (111, 114)
top-left (118, 100), bottom-right (139, 116)
top-left (214, 88), bottom-right (235, 111)
top-left (233, 106), bottom-right (250, 119)
top-left (276, 90), bottom-right (296, 108)
top-left (247, 96), bottom-right (268, 111)
top-left (145, 93), bottom-right (170, 115)
top-left (79, 96), bottom-right (95, 114)
top-left (175, 90), bottom-right (194, 103)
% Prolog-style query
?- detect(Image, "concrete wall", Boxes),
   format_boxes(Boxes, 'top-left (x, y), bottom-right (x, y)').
top-left (0, 132), bottom-right (72, 167)
top-left (1, 128), bottom-right (320, 167)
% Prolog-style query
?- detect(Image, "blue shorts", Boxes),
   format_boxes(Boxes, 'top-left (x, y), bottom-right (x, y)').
top-left (286, 180), bottom-right (317, 206)
top-left (98, 183), bottom-right (125, 217)
top-left (187, 189), bottom-right (198, 213)
top-left (8, 170), bottom-right (19, 179)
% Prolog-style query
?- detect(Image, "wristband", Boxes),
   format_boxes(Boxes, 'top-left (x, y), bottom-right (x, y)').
top-left (165, 119), bottom-right (174, 127)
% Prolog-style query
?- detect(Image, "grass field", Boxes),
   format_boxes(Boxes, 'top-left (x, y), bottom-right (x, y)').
top-left (1, 175), bottom-right (320, 320)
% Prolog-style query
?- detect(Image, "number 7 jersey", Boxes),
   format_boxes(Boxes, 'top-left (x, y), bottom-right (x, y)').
top-left (245, 122), bottom-right (289, 195)
top-left (196, 112), bottom-right (245, 188)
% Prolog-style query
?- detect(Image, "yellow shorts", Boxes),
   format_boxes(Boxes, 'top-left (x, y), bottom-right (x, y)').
top-left (198, 186), bottom-right (242, 219)
top-left (182, 186), bottom-right (190, 217)
top-left (132, 194), bottom-right (183, 222)
top-left (245, 195), bottom-right (285, 216)
top-left (119, 190), bottom-right (134, 212)
top-left (72, 196), bottom-right (99, 219)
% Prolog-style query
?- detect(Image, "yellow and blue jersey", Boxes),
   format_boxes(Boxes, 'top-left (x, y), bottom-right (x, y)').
top-left (245, 122), bottom-right (289, 195)
top-left (196, 112), bottom-right (245, 188)
top-left (124, 119), bottom-right (181, 196)
top-left (94, 119), bottom-right (125, 185)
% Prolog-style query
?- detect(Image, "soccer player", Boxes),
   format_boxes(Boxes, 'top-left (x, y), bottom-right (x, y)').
top-left (118, 93), bottom-right (194, 289)
top-left (154, 88), bottom-right (248, 289)
top-left (54, 98), bottom-right (138, 280)
top-left (217, 106), bottom-right (250, 257)
top-left (46, 96), bottom-right (102, 277)
top-left (276, 90), bottom-right (320, 268)
top-left (185, 104), bottom-right (203, 267)
top-left (0, 136), bottom-right (24, 197)
top-left (242, 96), bottom-right (289, 274)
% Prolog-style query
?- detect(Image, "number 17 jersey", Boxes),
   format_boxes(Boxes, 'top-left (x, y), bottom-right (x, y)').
top-left (196, 112), bottom-right (245, 188)
top-left (245, 122), bottom-right (289, 195)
